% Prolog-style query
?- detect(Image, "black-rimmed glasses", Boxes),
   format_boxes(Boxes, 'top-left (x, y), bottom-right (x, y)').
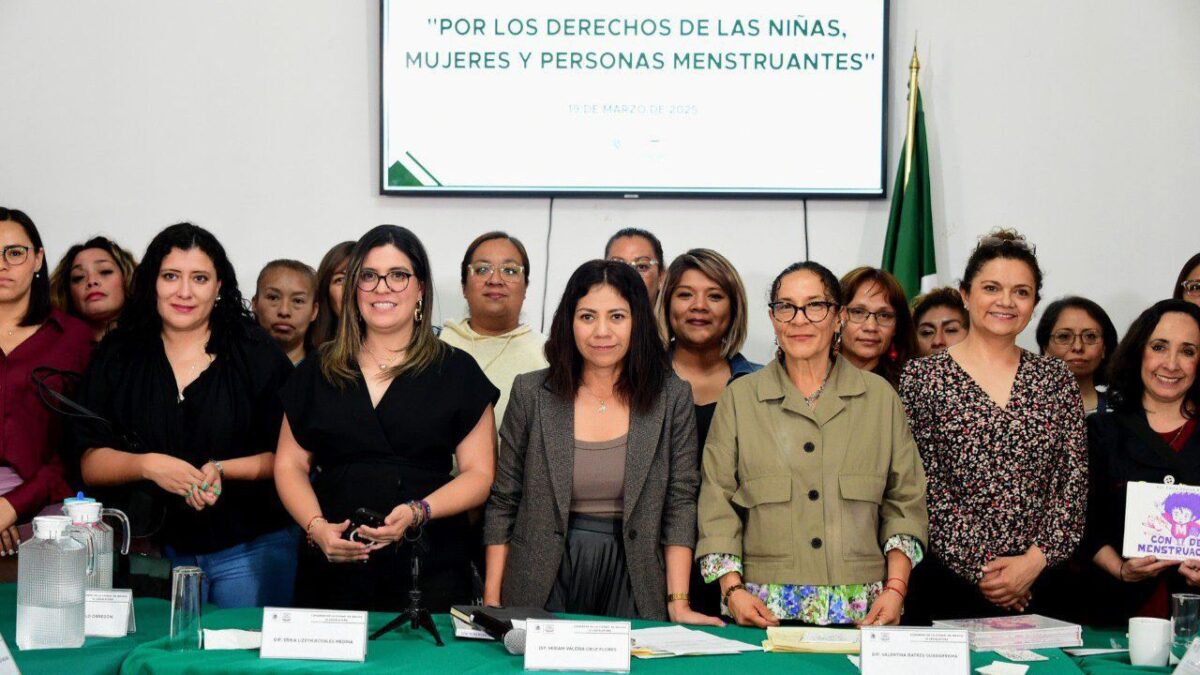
top-left (357, 269), bottom-right (413, 293)
top-left (0, 245), bottom-right (31, 266)
top-left (768, 301), bottom-right (837, 323)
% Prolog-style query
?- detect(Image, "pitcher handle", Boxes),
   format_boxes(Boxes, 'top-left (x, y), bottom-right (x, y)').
top-left (67, 525), bottom-right (97, 578)
top-left (102, 508), bottom-right (132, 556)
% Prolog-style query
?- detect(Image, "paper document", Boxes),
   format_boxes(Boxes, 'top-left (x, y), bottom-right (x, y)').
top-left (630, 626), bottom-right (759, 658)
top-left (763, 626), bottom-right (860, 653)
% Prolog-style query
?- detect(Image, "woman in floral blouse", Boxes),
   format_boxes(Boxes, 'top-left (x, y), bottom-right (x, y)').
top-left (696, 261), bottom-right (928, 626)
top-left (900, 230), bottom-right (1087, 623)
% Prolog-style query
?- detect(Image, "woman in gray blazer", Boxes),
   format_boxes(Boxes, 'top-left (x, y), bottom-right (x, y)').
top-left (483, 259), bottom-right (720, 624)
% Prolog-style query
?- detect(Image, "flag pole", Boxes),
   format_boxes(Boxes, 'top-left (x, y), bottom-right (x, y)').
top-left (903, 45), bottom-right (920, 188)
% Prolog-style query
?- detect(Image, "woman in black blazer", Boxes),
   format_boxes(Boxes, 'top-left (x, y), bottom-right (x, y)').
top-left (1083, 299), bottom-right (1200, 624)
top-left (483, 260), bottom-right (719, 624)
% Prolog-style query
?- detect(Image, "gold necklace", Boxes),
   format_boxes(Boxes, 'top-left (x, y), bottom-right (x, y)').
top-left (362, 342), bottom-right (402, 371)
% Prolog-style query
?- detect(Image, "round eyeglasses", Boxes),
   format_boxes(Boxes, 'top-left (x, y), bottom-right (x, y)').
top-left (768, 301), bottom-right (837, 323)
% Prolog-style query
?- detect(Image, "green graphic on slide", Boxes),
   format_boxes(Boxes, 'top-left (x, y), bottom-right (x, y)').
top-left (387, 153), bottom-right (443, 187)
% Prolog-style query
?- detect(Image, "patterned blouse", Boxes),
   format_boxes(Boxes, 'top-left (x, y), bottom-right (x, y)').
top-left (899, 349), bottom-right (1087, 583)
top-left (700, 536), bottom-right (923, 624)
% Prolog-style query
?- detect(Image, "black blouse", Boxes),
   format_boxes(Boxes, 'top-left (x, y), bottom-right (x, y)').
top-left (72, 323), bottom-right (293, 554)
top-left (279, 347), bottom-right (498, 567)
top-left (1080, 411), bottom-right (1200, 621)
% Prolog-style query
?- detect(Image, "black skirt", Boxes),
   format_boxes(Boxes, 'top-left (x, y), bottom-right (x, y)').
top-left (545, 514), bottom-right (637, 619)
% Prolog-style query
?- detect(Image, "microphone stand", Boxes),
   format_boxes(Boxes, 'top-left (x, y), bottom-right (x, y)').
top-left (369, 534), bottom-right (444, 646)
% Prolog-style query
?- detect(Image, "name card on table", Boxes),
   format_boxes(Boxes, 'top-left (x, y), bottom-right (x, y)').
top-left (260, 607), bottom-right (367, 662)
top-left (860, 627), bottom-right (970, 675)
top-left (1124, 480), bottom-right (1200, 560)
top-left (85, 588), bottom-right (136, 637)
top-left (524, 619), bottom-right (631, 673)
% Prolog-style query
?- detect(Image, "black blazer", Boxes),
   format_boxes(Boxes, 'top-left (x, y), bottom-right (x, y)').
top-left (1083, 411), bottom-right (1200, 618)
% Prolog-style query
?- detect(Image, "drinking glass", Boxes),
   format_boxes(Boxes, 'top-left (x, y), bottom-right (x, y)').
top-left (1174, 593), bottom-right (1200, 660)
top-left (168, 566), bottom-right (205, 650)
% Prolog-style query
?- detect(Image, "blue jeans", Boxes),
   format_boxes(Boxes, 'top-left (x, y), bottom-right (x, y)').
top-left (165, 527), bottom-right (299, 609)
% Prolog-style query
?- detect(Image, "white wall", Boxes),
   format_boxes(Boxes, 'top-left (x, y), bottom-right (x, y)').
top-left (2, 0), bottom-right (1197, 362)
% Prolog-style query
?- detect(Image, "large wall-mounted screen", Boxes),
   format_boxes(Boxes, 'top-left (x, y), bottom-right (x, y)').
top-left (381, 0), bottom-right (888, 197)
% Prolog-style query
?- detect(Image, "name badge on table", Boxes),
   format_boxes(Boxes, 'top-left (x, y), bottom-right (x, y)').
top-left (1123, 480), bottom-right (1200, 561)
top-left (260, 607), bottom-right (367, 662)
top-left (524, 619), bottom-right (631, 673)
top-left (85, 588), bottom-right (136, 638)
top-left (860, 626), bottom-right (970, 675)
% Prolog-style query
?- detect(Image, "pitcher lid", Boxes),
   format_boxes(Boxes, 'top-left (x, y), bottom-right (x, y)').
top-left (32, 515), bottom-right (72, 539)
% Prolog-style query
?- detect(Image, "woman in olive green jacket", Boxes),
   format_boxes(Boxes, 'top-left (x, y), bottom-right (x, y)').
top-left (696, 261), bottom-right (928, 627)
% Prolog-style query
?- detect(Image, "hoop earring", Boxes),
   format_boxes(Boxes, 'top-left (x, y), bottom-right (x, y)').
top-left (414, 298), bottom-right (424, 324)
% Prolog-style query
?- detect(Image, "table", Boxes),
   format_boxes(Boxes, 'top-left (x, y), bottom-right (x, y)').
top-left (119, 609), bottom-right (1086, 675)
top-left (0, 584), bottom-right (171, 675)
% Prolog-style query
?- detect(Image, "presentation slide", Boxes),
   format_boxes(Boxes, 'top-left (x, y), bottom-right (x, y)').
top-left (381, 0), bottom-right (888, 197)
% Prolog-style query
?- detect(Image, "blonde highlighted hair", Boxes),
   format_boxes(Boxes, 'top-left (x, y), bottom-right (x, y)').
top-left (319, 225), bottom-right (447, 388)
top-left (656, 248), bottom-right (749, 359)
top-left (49, 236), bottom-right (138, 318)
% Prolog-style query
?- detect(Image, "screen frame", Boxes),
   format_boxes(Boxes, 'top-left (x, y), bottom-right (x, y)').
top-left (378, 0), bottom-right (890, 200)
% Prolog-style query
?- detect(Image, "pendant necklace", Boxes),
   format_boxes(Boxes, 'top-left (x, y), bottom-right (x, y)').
top-left (582, 383), bottom-right (612, 414)
top-left (362, 343), bottom-right (396, 371)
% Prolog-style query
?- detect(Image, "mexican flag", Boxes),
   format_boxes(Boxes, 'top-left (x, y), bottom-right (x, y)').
top-left (882, 82), bottom-right (936, 299)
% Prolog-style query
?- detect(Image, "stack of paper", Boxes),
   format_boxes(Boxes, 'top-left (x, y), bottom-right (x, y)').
top-left (932, 614), bottom-right (1082, 651)
top-left (630, 626), bottom-right (760, 658)
top-left (762, 627), bottom-right (860, 654)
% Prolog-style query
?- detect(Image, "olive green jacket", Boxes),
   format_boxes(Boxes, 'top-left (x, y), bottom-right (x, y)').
top-left (695, 357), bottom-right (928, 586)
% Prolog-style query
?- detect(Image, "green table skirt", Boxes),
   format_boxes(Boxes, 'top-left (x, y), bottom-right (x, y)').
top-left (0, 583), bottom-right (171, 675)
top-left (119, 609), bottom-right (1085, 675)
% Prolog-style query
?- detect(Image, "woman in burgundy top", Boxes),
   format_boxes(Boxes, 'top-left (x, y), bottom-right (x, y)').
top-left (900, 231), bottom-right (1087, 622)
top-left (1082, 299), bottom-right (1200, 624)
top-left (0, 208), bottom-right (93, 555)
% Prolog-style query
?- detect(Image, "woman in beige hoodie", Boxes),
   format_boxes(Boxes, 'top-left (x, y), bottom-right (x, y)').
top-left (442, 232), bottom-right (548, 426)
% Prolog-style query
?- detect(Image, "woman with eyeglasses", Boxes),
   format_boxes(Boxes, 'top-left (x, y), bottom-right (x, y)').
top-left (605, 228), bottom-right (664, 301)
top-left (484, 260), bottom-right (718, 625)
top-left (1081, 299), bottom-right (1200, 624)
top-left (696, 261), bottom-right (928, 627)
top-left (73, 223), bottom-right (297, 608)
top-left (1036, 297), bottom-right (1119, 416)
top-left (49, 236), bottom-right (138, 343)
top-left (275, 225), bottom-right (497, 612)
top-left (900, 230), bottom-right (1087, 623)
top-left (1176, 253), bottom-right (1200, 308)
top-left (0, 208), bottom-right (92, 559)
top-left (838, 267), bottom-right (915, 388)
top-left (441, 232), bottom-right (548, 426)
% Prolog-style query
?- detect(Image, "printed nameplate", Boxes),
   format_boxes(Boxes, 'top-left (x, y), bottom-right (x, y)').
top-left (85, 588), bottom-right (135, 638)
top-left (524, 619), bottom-right (631, 673)
top-left (260, 607), bottom-right (367, 662)
top-left (1124, 481), bottom-right (1200, 561)
top-left (860, 627), bottom-right (970, 675)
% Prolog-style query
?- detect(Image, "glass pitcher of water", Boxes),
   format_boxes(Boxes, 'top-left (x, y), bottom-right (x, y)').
top-left (63, 493), bottom-right (131, 590)
top-left (16, 515), bottom-right (97, 650)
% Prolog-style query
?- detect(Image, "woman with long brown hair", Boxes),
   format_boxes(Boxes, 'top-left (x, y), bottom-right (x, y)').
top-left (274, 225), bottom-right (497, 611)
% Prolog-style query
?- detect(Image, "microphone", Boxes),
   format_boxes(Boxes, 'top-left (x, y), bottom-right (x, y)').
top-left (471, 609), bottom-right (527, 655)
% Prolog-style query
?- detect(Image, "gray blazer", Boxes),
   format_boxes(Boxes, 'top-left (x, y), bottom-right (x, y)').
top-left (483, 368), bottom-right (699, 620)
